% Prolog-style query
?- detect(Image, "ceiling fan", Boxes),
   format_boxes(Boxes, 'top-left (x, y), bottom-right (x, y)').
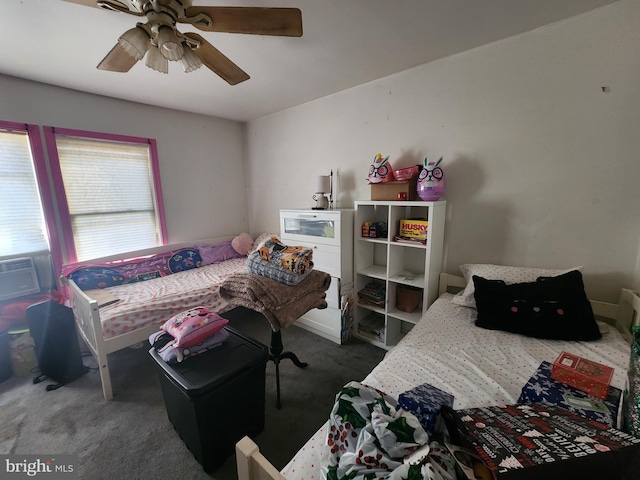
top-left (61, 0), bottom-right (303, 85)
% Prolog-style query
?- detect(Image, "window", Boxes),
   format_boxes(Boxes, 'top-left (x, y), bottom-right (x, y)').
top-left (44, 127), bottom-right (167, 263)
top-left (0, 122), bottom-right (51, 257)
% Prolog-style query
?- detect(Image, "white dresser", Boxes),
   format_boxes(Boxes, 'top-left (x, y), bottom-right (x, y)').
top-left (279, 209), bottom-right (354, 344)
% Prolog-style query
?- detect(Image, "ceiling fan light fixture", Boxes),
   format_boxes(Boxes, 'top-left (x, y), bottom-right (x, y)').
top-left (88, 3), bottom-right (303, 85)
top-left (180, 46), bottom-right (202, 73)
top-left (157, 26), bottom-right (184, 61)
top-left (145, 45), bottom-right (169, 74)
top-left (118, 26), bottom-right (150, 61)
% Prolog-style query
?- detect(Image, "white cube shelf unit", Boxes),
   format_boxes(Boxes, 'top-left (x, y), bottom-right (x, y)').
top-left (353, 200), bottom-right (446, 349)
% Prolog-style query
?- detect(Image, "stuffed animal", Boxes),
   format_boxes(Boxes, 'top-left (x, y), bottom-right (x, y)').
top-left (232, 232), bottom-right (254, 256)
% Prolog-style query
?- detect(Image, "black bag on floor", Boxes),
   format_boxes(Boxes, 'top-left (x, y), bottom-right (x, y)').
top-left (27, 300), bottom-right (87, 390)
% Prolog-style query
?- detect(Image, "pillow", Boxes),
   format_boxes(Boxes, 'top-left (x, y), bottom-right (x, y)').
top-left (472, 270), bottom-right (602, 341)
top-left (231, 233), bottom-right (253, 256)
top-left (69, 267), bottom-right (125, 290)
top-left (249, 233), bottom-right (280, 255)
top-left (452, 263), bottom-right (583, 309)
top-left (161, 306), bottom-right (229, 348)
top-left (167, 248), bottom-right (202, 273)
top-left (196, 240), bottom-right (244, 266)
top-left (113, 248), bottom-right (202, 283)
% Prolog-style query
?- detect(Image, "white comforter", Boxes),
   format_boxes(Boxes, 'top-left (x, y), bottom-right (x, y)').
top-left (281, 292), bottom-right (631, 480)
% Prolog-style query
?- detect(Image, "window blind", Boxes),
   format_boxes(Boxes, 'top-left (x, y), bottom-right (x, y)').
top-left (55, 136), bottom-right (160, 261)
top-left (0, 129), bottom-right (49, 256)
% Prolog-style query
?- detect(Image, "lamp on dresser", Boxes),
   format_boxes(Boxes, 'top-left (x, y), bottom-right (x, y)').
top-left (312, 170), bottom-right (333, 210)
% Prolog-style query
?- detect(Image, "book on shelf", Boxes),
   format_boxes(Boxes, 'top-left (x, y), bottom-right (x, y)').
top-left (357, 314), bottom-right (385, 342)
top-left (357, 327), bottom-right (384, 343)
top-left (358, 296), bottom-right (385, 308)
top-left (358, 282), bottom-right (385, 305)
top-left (393, 235), bottom-right (426, 245)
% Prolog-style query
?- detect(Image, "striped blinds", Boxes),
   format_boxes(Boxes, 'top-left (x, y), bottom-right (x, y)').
top-left (0, 129), bottom-right (49, 256)
top-left (55, 135), bottom-right (161, 261)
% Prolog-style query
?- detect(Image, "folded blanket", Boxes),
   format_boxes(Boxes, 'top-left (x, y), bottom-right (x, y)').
top-left (219, 270), bottom-right (331, 331)
top-left (249, 236), bottom-right (313, 277)
top-left (247, 253), bottom-right (311, 286)
top-left (149, 328), bottom-right (229, 363)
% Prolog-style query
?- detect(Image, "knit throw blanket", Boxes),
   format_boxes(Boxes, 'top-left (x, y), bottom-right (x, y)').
top-left (247, 253), bottom-right (311, 286)
top-left (219, 269), bottom-right (331, 331)
top-left (248, 236), bottom-right (313, 280)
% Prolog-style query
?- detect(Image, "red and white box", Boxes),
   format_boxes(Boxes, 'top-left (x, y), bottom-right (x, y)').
top-left (551, 351), bottom-right (614, 400)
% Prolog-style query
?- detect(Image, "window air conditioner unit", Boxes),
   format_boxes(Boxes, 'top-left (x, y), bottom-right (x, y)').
top-left (0, 257), bottom-right (40, 301)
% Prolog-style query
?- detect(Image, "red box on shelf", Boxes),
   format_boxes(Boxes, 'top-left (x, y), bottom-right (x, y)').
top-left (551, 351), bottom-right (614, 400)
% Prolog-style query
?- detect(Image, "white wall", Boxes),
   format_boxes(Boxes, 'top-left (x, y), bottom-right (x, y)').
top-left (0, 74), bottom-right (248, 246)
top-left (246, 0), bottom-right (640, 302)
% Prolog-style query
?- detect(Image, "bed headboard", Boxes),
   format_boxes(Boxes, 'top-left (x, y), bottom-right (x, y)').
top-left (438, 273), bottom-right (467, 295)
top-left (438, 273), bottom-right (640, 344)
top-left (613, 288), bottom-right (640, 344)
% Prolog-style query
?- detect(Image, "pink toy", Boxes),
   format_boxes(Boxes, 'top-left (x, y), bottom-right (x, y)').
top-left (417, 157), bottom-right (445, 201)
top-left (232, 232), bottom-right (253, 255)
top-left (368, 153), bottom-right (395, 184)
top-left (161, 307), bottom-right (228, 348)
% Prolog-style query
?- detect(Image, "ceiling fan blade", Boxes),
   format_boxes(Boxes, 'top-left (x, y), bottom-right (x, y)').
top-left (61, 0), bottom-right (103, 8)
top-left (183, 32), bottom-right (249, 85)
top-left (184, 7), bottom-right (302, 37)
top-left (61, 0), bottom-right (143, 14)
top-left (97, 43), bottom-right (139, 72)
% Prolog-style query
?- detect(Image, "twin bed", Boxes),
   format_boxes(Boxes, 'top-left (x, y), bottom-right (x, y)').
top-left (62, 236), bottom-right (248, 400)
top-left (280, 272), bottom-right (639, 480)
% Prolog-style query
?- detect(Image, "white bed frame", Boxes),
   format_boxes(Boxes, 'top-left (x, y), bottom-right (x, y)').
top-left (236, 436), bottom-right (285, 480)
top-left (438, 273), bottom-right (640, 344)
top-left (62, 236), bottom-right (235, 401)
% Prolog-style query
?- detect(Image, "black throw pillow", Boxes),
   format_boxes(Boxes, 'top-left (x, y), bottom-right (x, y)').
top-left (472, 270), bottom-right (601, 341)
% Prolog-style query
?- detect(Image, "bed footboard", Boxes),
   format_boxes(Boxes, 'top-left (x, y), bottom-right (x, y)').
top-left (64, 278), bottom-right (114, 400)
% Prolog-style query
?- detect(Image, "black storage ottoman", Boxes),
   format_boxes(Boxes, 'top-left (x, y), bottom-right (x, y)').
top-left (149, 326), bottom-right (269, 472)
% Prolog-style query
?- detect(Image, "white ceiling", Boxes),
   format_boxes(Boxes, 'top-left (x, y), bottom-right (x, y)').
top-left (1, 0), bottom-right (621, 122)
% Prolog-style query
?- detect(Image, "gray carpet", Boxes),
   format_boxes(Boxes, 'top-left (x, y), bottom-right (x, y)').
top-left (0, 308), bottom-right (386, 479)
